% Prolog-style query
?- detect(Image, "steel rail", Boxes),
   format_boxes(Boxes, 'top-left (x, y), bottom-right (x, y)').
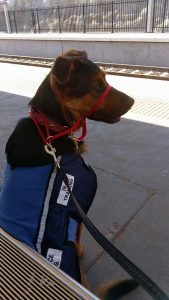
top-left (0, 54), bottom-right (169, 81)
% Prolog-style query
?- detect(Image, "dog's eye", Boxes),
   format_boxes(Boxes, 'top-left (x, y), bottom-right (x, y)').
top-left (93, 83), bottom-right (105, 94)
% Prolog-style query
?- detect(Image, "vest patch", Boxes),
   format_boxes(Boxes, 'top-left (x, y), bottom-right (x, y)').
top-left (47, 248), bottom-right (63, 268)
top-left (57, 174), bottom-right (74, 206)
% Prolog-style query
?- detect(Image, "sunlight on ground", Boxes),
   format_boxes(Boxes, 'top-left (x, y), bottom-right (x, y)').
top-left (0, 63), bottom-right (48, 97)
top-left (107, 74), bottom-right (169, 128)
top-left (0, 62), bottom-right (169, 127)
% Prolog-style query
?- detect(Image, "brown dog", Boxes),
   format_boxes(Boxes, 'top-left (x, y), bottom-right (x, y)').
top-left (0, 49), bottom-right (136, 299)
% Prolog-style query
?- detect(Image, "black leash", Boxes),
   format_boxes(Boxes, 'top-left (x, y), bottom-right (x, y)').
top-left (43, 143), bottom-right (168, 300)
top-left (58, 167), bottom-right (169, 300)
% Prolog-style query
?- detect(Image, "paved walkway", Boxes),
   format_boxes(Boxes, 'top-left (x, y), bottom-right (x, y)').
top-left (0, 62), bottom-right (169, 299)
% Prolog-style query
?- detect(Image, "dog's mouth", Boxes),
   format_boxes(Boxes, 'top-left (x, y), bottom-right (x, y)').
top-left (109, 98), bottom-right (134, 124)
top-left (89, 115), bottom-right (121, 124)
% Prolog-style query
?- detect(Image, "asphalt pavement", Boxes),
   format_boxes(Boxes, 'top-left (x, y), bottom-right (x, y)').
top-left (0, 62), bottom-right (169, 299)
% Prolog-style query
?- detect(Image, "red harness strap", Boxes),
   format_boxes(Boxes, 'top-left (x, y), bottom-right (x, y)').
top-left (86, 84), bottom-right (111, 118)
top-left (29, 85), bottom-right (111, 144)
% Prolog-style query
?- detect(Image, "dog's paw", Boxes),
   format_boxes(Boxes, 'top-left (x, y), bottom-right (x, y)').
top-left (97, 279), bottom-right (138, 299)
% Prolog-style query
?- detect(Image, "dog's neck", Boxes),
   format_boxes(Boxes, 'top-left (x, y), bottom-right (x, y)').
top-left (30, 73), bottom-right (68, 126)
top-left (26, 73), bottom-right (86, 160)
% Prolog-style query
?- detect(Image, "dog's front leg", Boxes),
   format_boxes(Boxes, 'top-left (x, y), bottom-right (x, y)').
top-left (75, 223), bottom-right (84, 258)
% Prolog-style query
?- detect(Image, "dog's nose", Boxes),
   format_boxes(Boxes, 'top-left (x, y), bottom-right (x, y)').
top-left (118, 94), bottom-right (134, 118)
top-left (124, 95), bottom-right (134, 112)
top-left (126, 95), bottom-right (134, 108)
top-left (129, 96), bottom-right (134, 107)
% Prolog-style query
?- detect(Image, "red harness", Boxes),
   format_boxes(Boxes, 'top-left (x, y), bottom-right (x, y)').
top-left (29, 85), bottom-right (111, 145)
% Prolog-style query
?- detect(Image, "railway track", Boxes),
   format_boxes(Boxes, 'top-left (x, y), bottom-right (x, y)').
top-left (0, 54), bottom-right (169, 81)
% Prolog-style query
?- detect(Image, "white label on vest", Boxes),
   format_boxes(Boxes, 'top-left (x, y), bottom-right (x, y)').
top-left (47, 248), bottom-right (63, 268)
top-left (57, 174), bottom-right (74, 206)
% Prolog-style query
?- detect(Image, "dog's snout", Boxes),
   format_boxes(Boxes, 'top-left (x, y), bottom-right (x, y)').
top-left (120, 94), bottom-right (134, 117)
top-left (113, 92), bottom-right (135, 121)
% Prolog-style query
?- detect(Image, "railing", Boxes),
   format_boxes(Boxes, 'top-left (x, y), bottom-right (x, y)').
top-left (0, 0), bottom-right (169, 34)
top-left (7, 0), bottom-right (149, 33)
top-left (153, 0), bottom-right (169, 32)
top-left (0, 10), bottom-right (7, 32)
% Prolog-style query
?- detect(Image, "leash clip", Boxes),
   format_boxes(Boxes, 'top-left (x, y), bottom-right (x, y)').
top-left (44, 143), bottom-right (60, 170)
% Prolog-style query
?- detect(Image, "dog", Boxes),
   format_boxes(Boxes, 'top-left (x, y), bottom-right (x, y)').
top-left (0, 49), bottom-right (136, 299)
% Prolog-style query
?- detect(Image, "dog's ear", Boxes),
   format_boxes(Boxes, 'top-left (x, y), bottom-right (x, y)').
top-left (51, 50), bottom-right (99, 97)
top-left (51, 50), bottom-right (88, 85)
top-left (51, 56), bottom-right (76, 85)
top-left (62, 49), bottom-right (88, 58)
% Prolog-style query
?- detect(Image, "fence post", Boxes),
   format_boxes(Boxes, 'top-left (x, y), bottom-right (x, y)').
top-left (13, 9), bottom-right (17, 33)
top-left (111, 1), bottom-right (114, 33)
top-left (36, 8), bottom-right (40, 33)
top-left (3, 3), bottom-right (11, 33)
top-left (147, 0), bottom-right (155, 32)
top-left (83, 3), bottom-right (86, 33)
top-left (162, 0), bottom-right (167, 33)
top-left (31, 8), bottom-right (36, 33)
top-left (58, 6), bottom-right (62, 33)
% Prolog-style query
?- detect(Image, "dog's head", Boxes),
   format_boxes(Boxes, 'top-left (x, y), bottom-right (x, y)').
top-left (50, 49), bottom-right (134, 125)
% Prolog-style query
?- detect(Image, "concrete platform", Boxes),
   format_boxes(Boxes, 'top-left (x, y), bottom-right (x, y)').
top-left (0, 62), bottom-right (169, 299)
top-left (1, 33), bottom-right (169, 67)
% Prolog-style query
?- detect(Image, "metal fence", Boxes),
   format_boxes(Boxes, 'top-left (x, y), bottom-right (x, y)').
top-left (0, 0), bottom-right (169, 33)
top-left (7, 0), bottom-right (149, 33)
top-left (153, 0), bottom-right (169, 32)
top-left (0, 10), bottom-right (7, 32)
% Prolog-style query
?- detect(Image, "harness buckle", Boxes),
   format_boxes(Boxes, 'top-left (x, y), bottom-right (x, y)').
top-left (46, 136), bottom-right (53, 143)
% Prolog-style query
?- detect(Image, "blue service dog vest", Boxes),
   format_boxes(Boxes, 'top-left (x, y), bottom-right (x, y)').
top-left (0, 154), bottom-right (97, 282)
